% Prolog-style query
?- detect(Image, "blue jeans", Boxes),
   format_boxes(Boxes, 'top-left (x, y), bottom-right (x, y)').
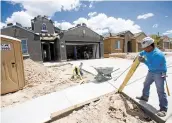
top-left (142, 72), bottom-right (168, 111)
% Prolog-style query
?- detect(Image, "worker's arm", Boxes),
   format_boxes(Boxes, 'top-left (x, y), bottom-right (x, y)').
top-left (139, 51), bottom-right (149, 66)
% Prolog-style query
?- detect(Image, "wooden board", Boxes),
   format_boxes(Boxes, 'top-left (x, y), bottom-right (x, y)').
top-left (118, 56), bottom-right (140, 92)
top-left (46, 91), bottom-right (116, 123)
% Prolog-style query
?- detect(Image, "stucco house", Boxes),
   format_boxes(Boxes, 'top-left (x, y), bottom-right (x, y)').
top-left (1, 15), bottom-right (104, 62)
top-left (159, 35), bottom-right (172, 51)
top-left (103, 31), bottom-right (146, 57)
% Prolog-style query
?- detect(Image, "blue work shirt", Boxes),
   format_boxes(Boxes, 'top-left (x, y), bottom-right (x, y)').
top-left (140, 48), bottom-right (167, 73)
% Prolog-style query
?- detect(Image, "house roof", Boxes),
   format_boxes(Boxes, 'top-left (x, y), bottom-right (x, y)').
top-left (115, 30), bottom-right (134, 36)
top-left (0, 34), bottom-right (21, 42)
top-left (31, 15), bottom-right (54, 24)
top-left (134, 32), bottom-right (147, 38)
top-left (1, 24), bottom-right (39, 35)
top-left (103, 30), bottom-right (134, 38)
top-left (65, 25), bottom-right (104, 39)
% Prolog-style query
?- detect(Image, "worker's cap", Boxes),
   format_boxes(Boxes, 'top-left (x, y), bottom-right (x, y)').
top-left (141, 37), bottom-right (154, 48)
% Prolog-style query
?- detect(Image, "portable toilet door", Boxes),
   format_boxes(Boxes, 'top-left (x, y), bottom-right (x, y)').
top-left (1, 35), bottom-right (25, 95)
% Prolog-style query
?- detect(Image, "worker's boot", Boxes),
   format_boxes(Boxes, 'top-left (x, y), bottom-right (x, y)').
top-left (136, 96), bottom-right (148, 102)
top-left (157, 109), bottom-right (167, 117)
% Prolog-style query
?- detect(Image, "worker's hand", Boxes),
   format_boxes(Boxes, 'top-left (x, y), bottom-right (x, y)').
top-left (138, 56), bottom-right (145, 63)
top-left (161, 73), bottom-right (168, 78)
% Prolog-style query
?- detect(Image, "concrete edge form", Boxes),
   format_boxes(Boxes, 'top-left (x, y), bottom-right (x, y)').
top-left (45, 91), bottom-right (117, 123)
top-left (121, 92), bottom-right (165, 123)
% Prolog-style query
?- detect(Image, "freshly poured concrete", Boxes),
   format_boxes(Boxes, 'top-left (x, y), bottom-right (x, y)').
top-left (72, 57), bottom-right (172, 122)
top-left (1, 80), bottom-right (116, 123)
top-left (1, 57), bottom-right (172, 123)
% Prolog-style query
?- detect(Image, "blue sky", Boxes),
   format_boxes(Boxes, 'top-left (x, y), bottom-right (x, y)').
top-left (1, 1), bottom-right (172, 37)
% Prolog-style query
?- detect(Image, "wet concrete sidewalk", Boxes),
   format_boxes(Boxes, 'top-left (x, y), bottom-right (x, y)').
top-left (1, 57), bottom-right (172, 123)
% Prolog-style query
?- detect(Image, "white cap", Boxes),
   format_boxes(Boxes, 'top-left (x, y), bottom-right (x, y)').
top-left (141, 37), bottom-right (154, 48)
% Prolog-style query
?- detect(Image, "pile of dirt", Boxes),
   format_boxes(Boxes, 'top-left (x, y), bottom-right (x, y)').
top-left (53, 94), bottom-right (155, 123)
top-left (24, 59), bottom-right (59, 85)
top-left (109, 53), bottom-right (137, 60)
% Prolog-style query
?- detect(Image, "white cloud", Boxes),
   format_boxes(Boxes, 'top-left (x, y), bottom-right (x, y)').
top-left (165, 16), bottom-right (168, 18)
top-left (152, 24), bottom-right (158, 28)
top-left (5, 11), bottom-right (33, 27)
top-left (137, 13), bottom-right (154, 19)
top-left (89, 1), bottom-right (94, 8)
top-left (0, 22), bottom-right (6, 29)
top-left (56, 13), bottom-right (141, 35)
top-left (4, 0), bottom-right (80, 27)
top-left (88, 12), bottom-right (97, 17)
top-left (54, 21), bottom-right (74, 30)
top-left (163, 30), bottom-right (172, 35)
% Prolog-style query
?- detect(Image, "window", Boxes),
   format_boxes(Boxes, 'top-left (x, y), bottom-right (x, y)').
top-left (21, 39), bottom-right (28, 54)
top-left (115, 40), bottom-right (120, 49)
top-left (42, 23), bottom-right (47, 32)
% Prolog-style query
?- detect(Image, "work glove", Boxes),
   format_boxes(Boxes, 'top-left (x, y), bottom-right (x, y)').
top-left (161, 73), bottom-right (168, 78)
top-left (138, 55), bottom-right (145, 63)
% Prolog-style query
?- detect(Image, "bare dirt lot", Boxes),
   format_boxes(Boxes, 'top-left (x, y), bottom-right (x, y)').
top-left (1, 59), bottom-right (94, 108)
top-left (52, 94), bottom-right (155, 123)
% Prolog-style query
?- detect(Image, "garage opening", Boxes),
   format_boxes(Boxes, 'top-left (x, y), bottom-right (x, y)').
top-left (66, 43), bottom-right (100, 61)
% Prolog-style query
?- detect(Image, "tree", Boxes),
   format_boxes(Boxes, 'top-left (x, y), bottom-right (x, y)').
top-left (150, 33), bottom-right (161, 47)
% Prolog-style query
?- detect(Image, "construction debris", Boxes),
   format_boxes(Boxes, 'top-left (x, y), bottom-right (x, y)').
top-left (52, 94), bottom-right (155, 123)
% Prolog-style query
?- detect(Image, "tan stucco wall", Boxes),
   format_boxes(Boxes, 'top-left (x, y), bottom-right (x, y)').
top-left (111, 38), bottom-right (124, 53)
top-left (131, 39), bottom-right (138, 52)
top-left (135, 33), bottom-right (146, 51)
top-left (104, 38), bottom-right (111, 53)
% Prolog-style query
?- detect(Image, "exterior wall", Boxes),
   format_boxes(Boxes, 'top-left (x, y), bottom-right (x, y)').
top-left (131, 39), bottom-right (137, 52)
top-left (111, 38), bottom-right (124, 53)
top-left (124, 32), bottom-right (134, 52)
top-left (104, 38), bottom-right (111, 53)
top-left (1, 26), bottom-right (42, 61)
top-left (32, 17), bottom-right (55, 34)
top-left (159, 40), bottom-right (163, 49)
top-left (138, 43), bottom-right (142, 52)
top-left (135, 33), bottom-right (147, 51)
top-left (59, 26), bottom-right (104, 61)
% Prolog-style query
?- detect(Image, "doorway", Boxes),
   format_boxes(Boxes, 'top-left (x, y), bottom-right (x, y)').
top-left (50, 42), bottom-right (55, 61)
top-left (42, 42), bottom-right (56, 62)
top-left (127, 41), bottom-right (132, 52)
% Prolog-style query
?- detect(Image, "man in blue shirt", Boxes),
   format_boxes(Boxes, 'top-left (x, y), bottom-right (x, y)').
top-left (136, 37), bottom-right (168, 117)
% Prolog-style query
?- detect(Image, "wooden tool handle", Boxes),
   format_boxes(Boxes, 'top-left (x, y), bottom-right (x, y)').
top-left (166, 81), bottom-right (170, 96)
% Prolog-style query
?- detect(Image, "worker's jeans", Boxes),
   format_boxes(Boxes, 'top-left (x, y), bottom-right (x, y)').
top-left (142, 72), bottom-right (168, 111)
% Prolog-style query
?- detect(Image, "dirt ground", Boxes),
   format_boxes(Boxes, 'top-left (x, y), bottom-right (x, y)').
top-left (52, 94), bottom-right (155, 123)
top-left (1, 59), bottom-right (94, 108)
top-left (109, 52), bottom-right (172, 60)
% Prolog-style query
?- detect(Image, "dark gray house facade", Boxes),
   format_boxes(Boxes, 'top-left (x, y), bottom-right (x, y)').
top-left (1, 24), bottom-right (42, 61)
top-left (1, 16), bottom-right (104, 62)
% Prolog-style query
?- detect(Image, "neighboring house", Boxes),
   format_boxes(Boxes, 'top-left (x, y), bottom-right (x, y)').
top-left (134, 32), bottom-right (147, 51)
top-left (159, 36), bottom-right (172, 51)
top-left (1, 15), bottom-right (104, 62)
top-left (104, 31), bottom-right (145, 56)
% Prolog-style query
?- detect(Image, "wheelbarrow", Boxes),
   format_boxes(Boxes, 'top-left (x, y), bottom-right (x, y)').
top-left (91, 66), bottom-right (120, 82)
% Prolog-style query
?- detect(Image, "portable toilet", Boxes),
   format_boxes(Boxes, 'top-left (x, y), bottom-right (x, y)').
top-left (1, 35), bottom-right (25, 95)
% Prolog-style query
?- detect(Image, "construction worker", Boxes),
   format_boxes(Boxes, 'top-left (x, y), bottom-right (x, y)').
top-left (71, 62), bottom-right (83, 80)
top-left (79, 62), bottom-right (83, 76)
top-left (136, 37), bottom-right (168, 117)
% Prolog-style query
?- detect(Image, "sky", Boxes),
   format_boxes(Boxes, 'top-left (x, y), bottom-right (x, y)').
top-left (1, 0), bottom-right (172, 37)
